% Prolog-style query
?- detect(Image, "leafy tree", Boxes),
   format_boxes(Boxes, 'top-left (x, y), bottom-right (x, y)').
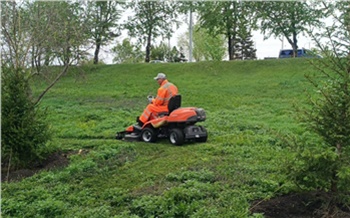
top-left (2, 1), bottom-right (86, 103)
top-left (285, 1), bottom-right (350, 209)
top-left (84, 1), bottom-right (123, 64)
top-left (166, 46), bottom-right (178, 62)
top-left (196, 1), bottom-right (257, 60)
top-left (48, 1), bottom-right (89, 66)
top-left (173, 46), bottom-right (187, 63)
top-left (193, 25), bottom-right (226, 61)
top-left (25, 2), bottom-right (56, 69)
top-left (154, 45), bottom-right (185, 63)
top-left (124, 0), bottom-right (179, 63)
top-left (2, 1), bottom-right (90, 70)
top-left (27, 1), bottom-right (89, 67)
top-left (150, 41), bottom-right (169, 61)
top-left (255, 1), bottom-right (326, 57)
top-left (1, 1), bottom-right (31, 68)
top-left (178, 24), bottom-right (226, 62)
top-left (111, 38), bottom-right (144, 64)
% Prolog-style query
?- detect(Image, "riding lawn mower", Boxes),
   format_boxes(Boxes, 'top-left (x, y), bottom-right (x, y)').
top-left (116, 95), bottom-right (208, 145)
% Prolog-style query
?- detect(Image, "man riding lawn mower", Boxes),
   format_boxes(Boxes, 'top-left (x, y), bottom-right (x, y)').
top-left (116, 73), bottom-right (208, 145)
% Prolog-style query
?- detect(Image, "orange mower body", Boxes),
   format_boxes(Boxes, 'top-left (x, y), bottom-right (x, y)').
top-left (116, 96), bottom-right (208, 145)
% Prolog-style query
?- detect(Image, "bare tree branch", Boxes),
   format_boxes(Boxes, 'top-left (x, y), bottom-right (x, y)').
top-left (34, 64), bottom-right (69, 105)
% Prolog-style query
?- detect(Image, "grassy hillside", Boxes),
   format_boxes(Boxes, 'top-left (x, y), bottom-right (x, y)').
top-left (2, 59), bottom-right (320, 217)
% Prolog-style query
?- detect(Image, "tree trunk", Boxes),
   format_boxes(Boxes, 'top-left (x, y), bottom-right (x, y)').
top-left (228, 35), bottom-right (234, 60)
top-left (145, 33), bottom-right (151, 63)
top-left (331, 171), bottom-right (338, 193)
top-left (64, 46), bottom-right (70, 66)
top-left (292, 30), bottom-right (298, 57)
top-left (94, 38), bottom-right (101, 65)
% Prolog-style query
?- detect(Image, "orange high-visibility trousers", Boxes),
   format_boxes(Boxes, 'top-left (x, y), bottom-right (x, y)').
top-left (139, 104), bottom-right (168, 123)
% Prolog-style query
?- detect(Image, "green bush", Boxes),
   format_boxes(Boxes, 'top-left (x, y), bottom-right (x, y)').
top-left (286, 58), bottom-right (350, 199)
top-left (1, 67), bottom-right (51, 168)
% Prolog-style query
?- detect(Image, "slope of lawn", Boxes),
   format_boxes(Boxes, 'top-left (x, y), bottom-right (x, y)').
top-left (2, 59), bottom-right (321, 217)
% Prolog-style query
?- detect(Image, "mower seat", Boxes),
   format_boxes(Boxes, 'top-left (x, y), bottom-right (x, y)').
top-left (168, 95), bottom-right (182, 113)
top-left (158, 95), bottom-right (182, 116)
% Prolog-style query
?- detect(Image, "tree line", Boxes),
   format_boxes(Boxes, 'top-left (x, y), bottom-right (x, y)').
top-left (1, 0), bottom-right (336, 69)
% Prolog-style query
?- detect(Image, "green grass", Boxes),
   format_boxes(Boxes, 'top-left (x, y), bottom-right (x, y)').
top-left (2, 59), bottom-right (321, 217)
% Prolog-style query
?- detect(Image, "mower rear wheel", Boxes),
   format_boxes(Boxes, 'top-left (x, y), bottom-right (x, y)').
top-left (141, 127), bottom-right (157, 143)
top-left (169, 128), bottom-right (185, 146)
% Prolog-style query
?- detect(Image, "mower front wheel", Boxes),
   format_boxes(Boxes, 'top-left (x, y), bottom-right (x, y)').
top-left (141, 127), bottom-right (158, 143)
top-left (169, 128), bottom-right (185, 146)
top-left (116, 131), bottom-right (125, 140)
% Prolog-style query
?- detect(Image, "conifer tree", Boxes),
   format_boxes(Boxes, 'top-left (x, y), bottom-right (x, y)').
top-left (1, 67), bottom-right (51, 168)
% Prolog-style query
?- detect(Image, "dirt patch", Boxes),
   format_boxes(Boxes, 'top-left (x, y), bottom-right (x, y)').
top-left (1, 150), bottom-right (79, 183)
top-left (250, 191), bottom-right (350, 218)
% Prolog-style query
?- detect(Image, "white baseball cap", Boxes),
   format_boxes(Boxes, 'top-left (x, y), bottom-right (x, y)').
top-left (154, 73), bottom-right (166, 80)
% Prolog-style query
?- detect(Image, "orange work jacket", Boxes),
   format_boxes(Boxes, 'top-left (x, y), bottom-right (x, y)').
top-left (139, 79), bottom-right (178, 124)
top-left (152, 79), bottom-right (178, 106)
